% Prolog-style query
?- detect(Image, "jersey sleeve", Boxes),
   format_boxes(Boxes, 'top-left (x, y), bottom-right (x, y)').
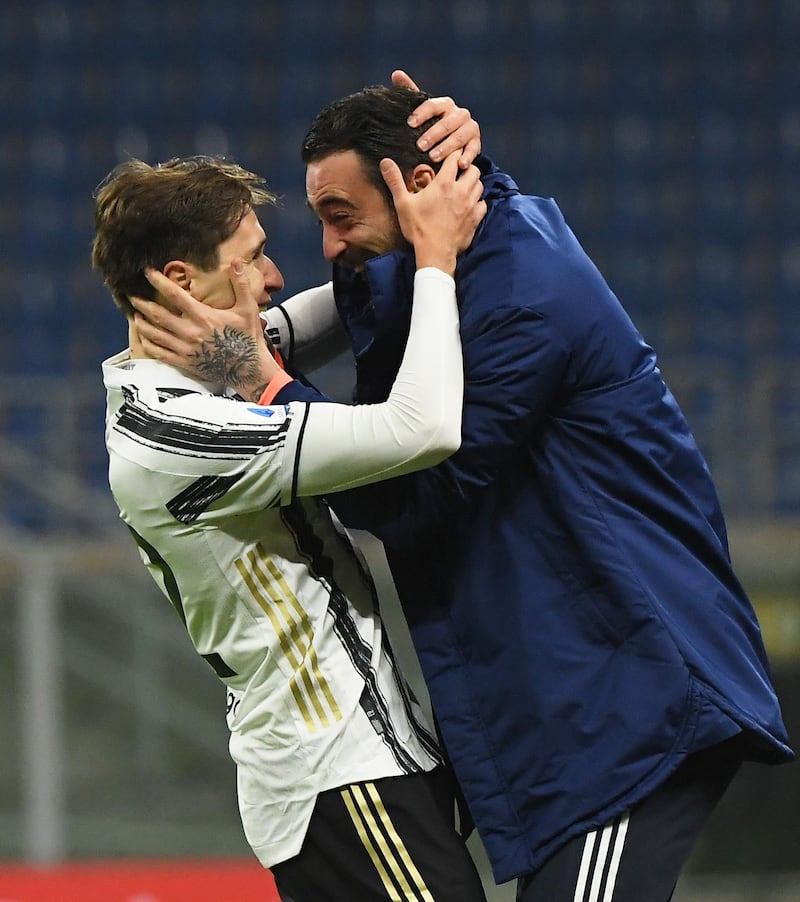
top-left (288, 268), bottom-right (464, 497)
top-left (261, 281), bottom-right (350, 372)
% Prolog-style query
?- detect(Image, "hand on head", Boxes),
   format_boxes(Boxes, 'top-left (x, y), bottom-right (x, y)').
top-left (130, 262), bottom-right (282, 398)
top-left (392, 69), bottom-right (481, 169)
top-left (381, 151), bottom-right (486, 275)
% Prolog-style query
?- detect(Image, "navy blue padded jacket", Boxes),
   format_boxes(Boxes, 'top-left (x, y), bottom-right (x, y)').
top-left (287, 157), bottom-right (793, 883)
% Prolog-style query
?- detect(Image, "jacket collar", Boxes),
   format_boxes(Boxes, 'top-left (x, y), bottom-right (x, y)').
top-left (476, 154), bottom-right (520, 200)
top-left (330, 155), bottom-right (519, 351)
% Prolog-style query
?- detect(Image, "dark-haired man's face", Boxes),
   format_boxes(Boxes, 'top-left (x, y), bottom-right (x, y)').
top-left (306, 150), bottom-right (405, 270)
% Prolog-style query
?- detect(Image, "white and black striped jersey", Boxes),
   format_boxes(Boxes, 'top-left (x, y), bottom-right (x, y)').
top-left (102, 269), bottom-right (461, 868)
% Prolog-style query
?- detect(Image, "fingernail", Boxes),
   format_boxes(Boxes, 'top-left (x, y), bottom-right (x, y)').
top-left (430, 148), bottom-right (441, 161)
top-left (418, 137), bottom-right (429, 150)
top-left (408, 115), bottom-right (418, 127)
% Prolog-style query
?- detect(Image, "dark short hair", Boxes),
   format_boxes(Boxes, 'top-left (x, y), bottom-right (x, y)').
top-left (301, 85), bottom-right (440, 202)
top-left (92, 155), bottom-right (277, 317)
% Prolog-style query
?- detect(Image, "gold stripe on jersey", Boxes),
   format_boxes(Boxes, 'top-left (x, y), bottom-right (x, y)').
top-left (235, 543), bottom-right (341, 732)
top-left (263, 555), bottom-right (342, 719)
top-left (236, 557), bottom-right (314, 727)
top-left (341, 783), bottom-right (434, 902)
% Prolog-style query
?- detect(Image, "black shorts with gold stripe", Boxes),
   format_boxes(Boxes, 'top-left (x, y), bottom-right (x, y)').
top-left (270, 766), bottom-right (487, 902)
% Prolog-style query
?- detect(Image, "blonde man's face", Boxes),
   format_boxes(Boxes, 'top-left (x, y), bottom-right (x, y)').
top-left (189, 209), bottom-right (284, 310)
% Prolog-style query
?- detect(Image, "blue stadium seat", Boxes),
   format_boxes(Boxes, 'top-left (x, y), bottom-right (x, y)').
top-left (2, 0), bottom-right (800, 524)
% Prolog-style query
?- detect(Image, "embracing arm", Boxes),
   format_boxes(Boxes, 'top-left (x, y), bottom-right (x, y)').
top-left (325, 300), bottom-right (566, 546)
top-left (291, 267), bottom-right (461, 495)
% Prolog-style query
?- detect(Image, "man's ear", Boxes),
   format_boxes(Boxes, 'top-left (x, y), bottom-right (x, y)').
top-left (162, 260), bottom-right (193, 289)
top-left (406, 164), bottom-right (435, 193)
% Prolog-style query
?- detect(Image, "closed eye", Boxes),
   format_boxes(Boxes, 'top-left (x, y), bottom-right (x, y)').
top-left (324, 212), bottom-right (354, 228)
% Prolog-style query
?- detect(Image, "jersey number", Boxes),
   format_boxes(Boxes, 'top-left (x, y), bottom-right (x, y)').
top-left (126, 525), bottom-right (237, 679)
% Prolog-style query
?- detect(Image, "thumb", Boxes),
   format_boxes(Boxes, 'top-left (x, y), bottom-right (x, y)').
top-left (228, 258), bottom-right (252, 308)
top-left (379, 158), bottom-right (407, 205)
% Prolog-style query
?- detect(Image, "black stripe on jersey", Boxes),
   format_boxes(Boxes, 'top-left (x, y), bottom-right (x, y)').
top-left (268, 304), bottom-right (294, 359)
top-left (281, 502), bottom-right (421, 773)
top-left (329, 588), bottom-right (421, 772)
top-left (156, 387), bottom-right (195, 401)
top-left (325, 517), bottom-right (440, 763)
top-left (380, 632), bottom-right (440, 762)
top-left (127, 525), bottom-right (239, 679)
top-left (202, 652), bottom-right (237, 679)
top-left (290, 403), bottom-right (311, 502)
top-left (127, 524), bottom-right (186, 625)
top-left (167, 473), bottom-right (253, 523)
top-left (115, 389), bottom-right (290, 459)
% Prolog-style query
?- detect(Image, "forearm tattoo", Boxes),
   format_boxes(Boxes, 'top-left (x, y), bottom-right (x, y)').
top-left (189, 326), bottom-right (263, 393)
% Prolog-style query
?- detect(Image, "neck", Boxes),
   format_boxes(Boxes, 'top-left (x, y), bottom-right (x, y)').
top-left (128, 319), bottom-right (148, 359)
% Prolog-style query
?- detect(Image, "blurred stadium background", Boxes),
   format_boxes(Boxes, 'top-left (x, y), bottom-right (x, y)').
top-left (1, 1), bottom-right (798, 900)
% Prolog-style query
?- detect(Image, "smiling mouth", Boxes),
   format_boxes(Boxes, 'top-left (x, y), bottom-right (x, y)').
top-left (339, 254), bottom-right (370, 272)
